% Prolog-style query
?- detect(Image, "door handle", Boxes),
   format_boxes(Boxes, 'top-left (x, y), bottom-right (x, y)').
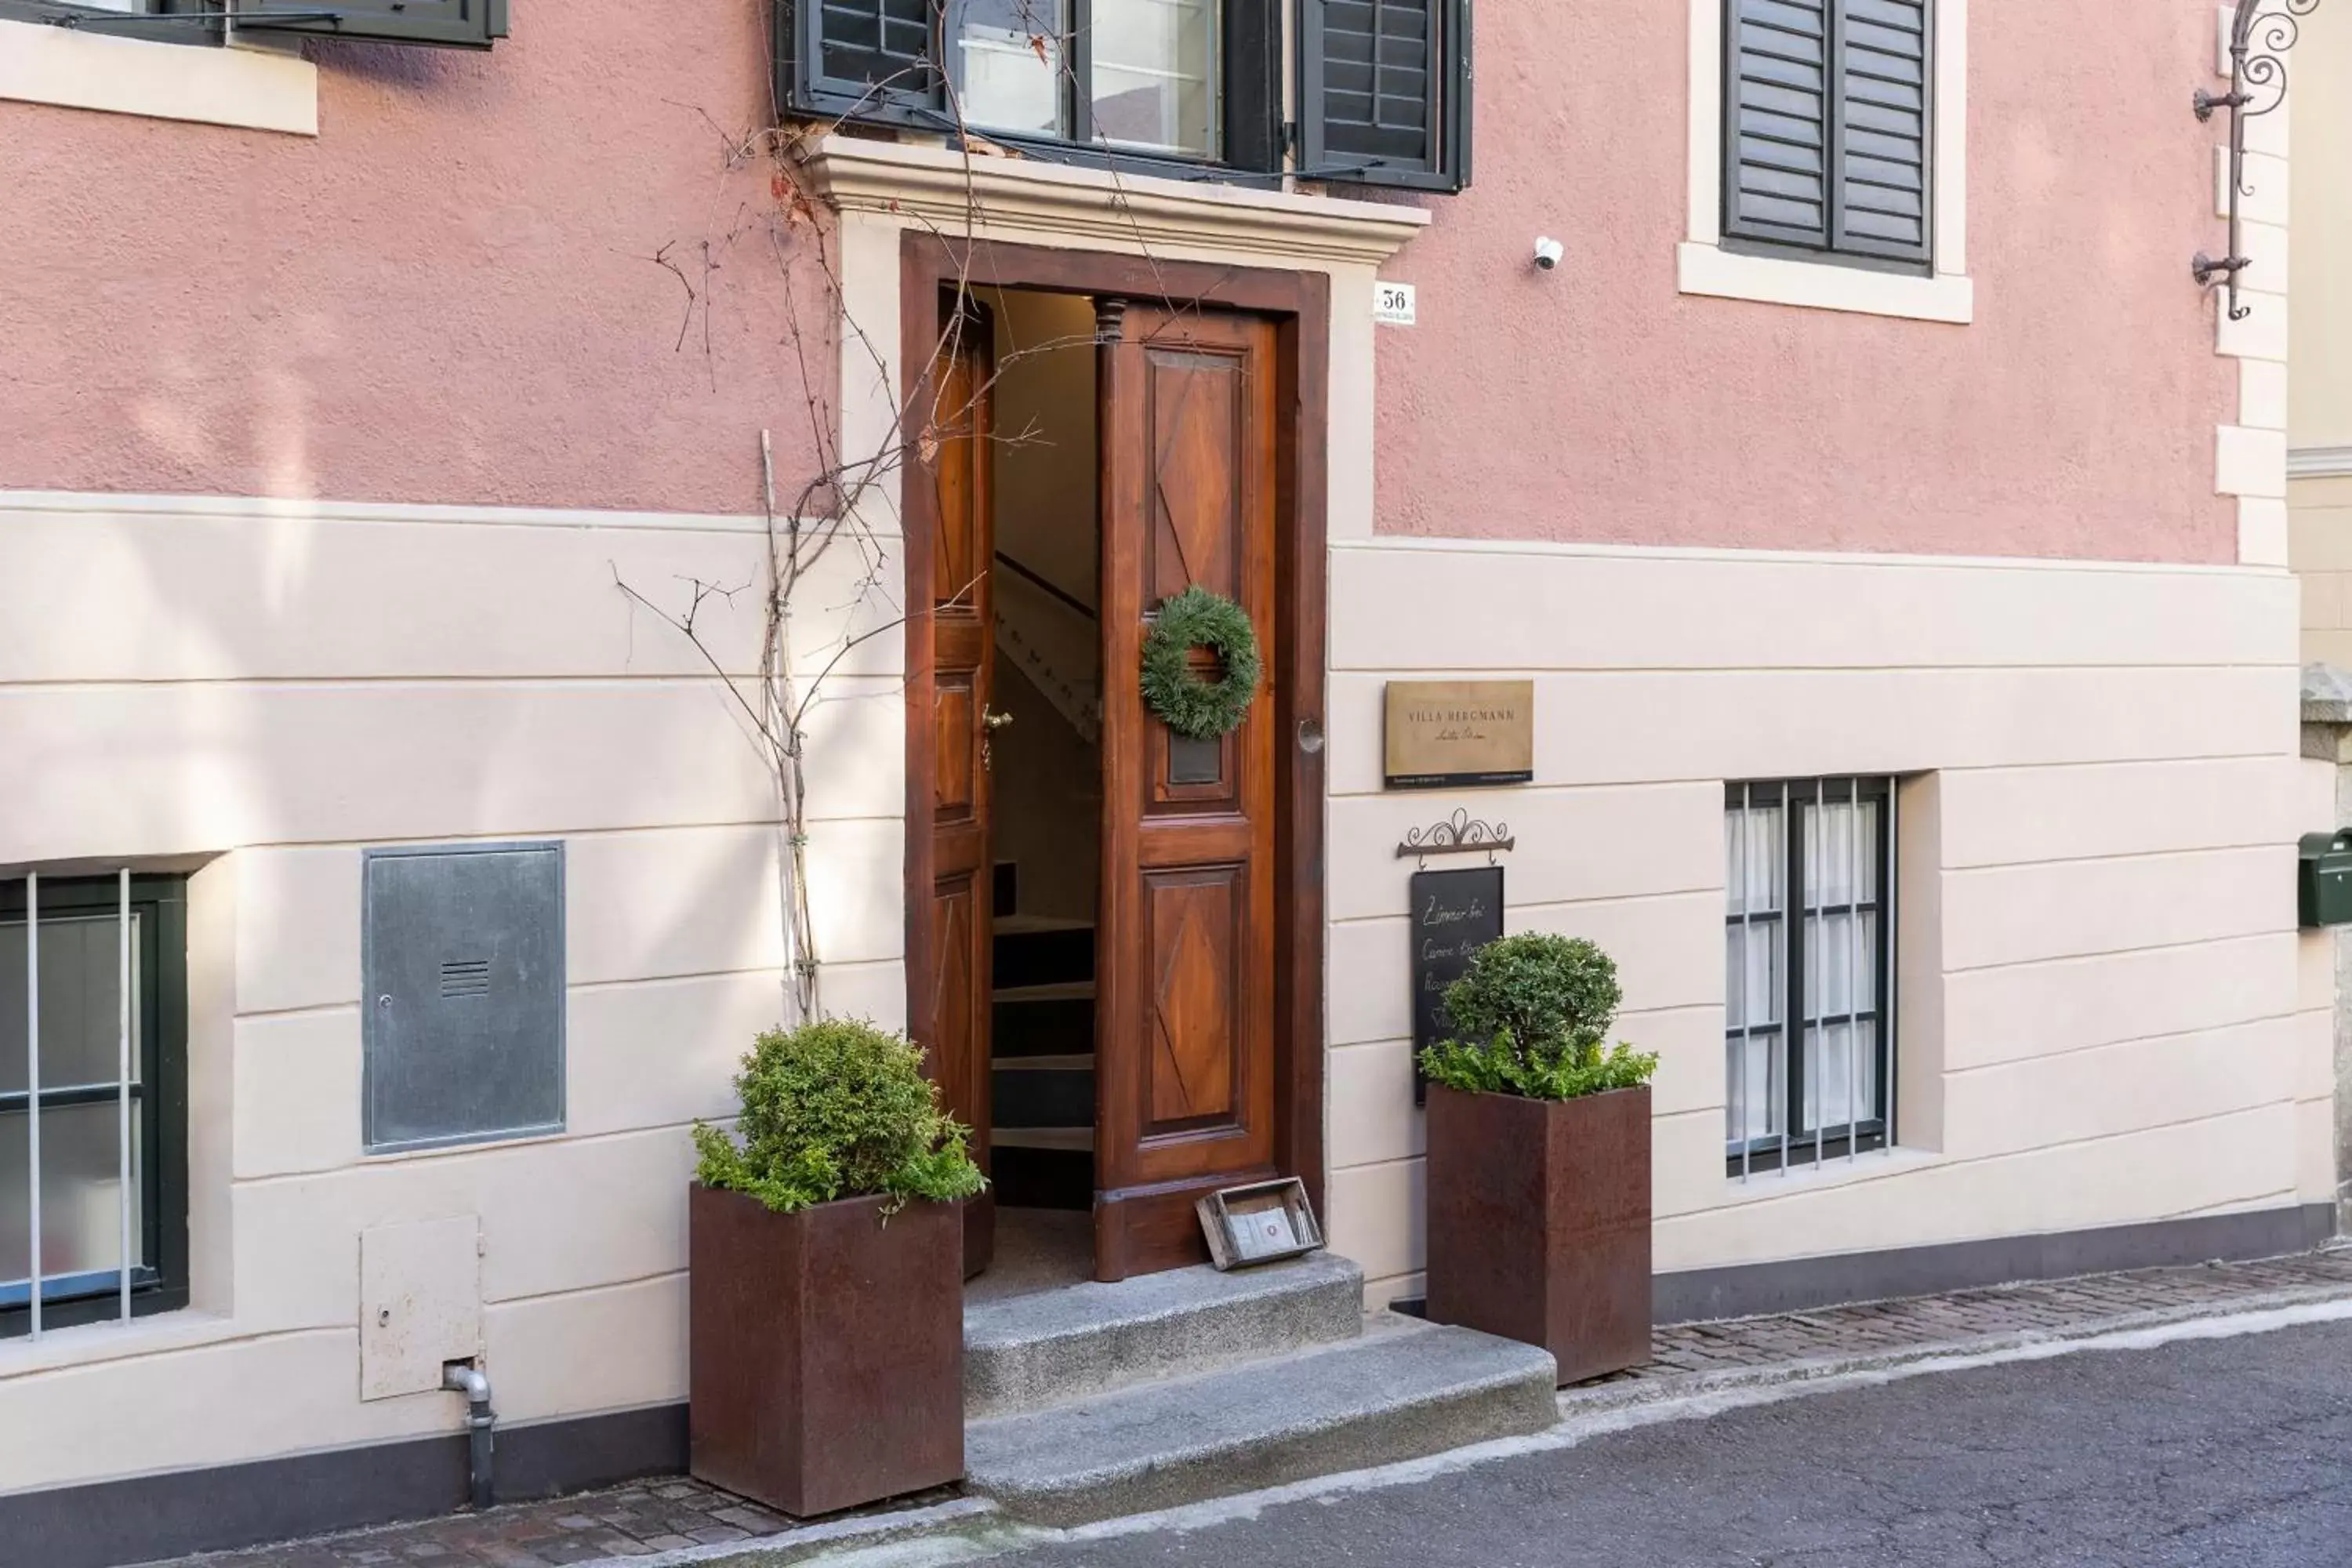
top-left (981, 706), bottom-right (1013, 772)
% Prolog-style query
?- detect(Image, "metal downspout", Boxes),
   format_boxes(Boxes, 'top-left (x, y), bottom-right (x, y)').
top-left (442, 1362), bottom-right (496, 1509)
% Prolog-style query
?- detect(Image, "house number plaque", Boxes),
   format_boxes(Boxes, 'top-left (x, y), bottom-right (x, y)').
top-left (1384, 681), bottom-right (1534, 789)
top-left (1410, 864), bottom-right (1504, 1105)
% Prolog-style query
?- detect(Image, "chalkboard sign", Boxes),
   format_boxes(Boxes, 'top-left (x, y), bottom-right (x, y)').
top-left (1410, 865), bottom-right (1504, 1105)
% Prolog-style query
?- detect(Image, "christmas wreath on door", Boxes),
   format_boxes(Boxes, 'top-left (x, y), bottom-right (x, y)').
top-left (1140, 585), bottom-right (1261, 741)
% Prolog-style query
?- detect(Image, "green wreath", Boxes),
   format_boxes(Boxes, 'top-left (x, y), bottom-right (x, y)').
top-left (1141, 585), bottom-right (1262, 741)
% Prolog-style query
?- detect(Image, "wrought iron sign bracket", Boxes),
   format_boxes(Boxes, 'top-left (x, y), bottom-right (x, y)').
top-left (2196, 0), bottom-right (2320, 320)
top-left (1396, 809), bottom-right (1515, 866)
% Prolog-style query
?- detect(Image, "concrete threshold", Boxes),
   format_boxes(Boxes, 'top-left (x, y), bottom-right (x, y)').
top-left (964, 1314), bottom-right (1559, 1527)
top-left (963, 1251), bottom-right (1365, 1417)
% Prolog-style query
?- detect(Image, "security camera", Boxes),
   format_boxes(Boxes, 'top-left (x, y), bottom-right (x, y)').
top-left (1534, 237), bottom-right (1566, 270)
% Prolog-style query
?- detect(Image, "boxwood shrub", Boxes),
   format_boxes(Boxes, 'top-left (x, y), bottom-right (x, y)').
top-left (693, 1017), bottom-right (985, 1213)
top-left (1418, 933), bottom-right (1658, 1102)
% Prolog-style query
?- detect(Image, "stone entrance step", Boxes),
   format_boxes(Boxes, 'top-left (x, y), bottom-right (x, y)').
top-left (964, 1314), bottom-right (1559, 1526)
top-left (964, 1251), bottom-right (1364, 1417)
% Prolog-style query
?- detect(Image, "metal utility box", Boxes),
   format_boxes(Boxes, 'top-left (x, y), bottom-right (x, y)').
top-left (359, 1214), bottom-right (483, 1400)
top-left (362, 841), bottom-right (566, 1153)
top-left (2299, 832), bottom-right (2352, 928)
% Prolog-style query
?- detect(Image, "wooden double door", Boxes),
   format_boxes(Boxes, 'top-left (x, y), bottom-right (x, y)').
top-left (920, 294), bottom-right (1284, 1282)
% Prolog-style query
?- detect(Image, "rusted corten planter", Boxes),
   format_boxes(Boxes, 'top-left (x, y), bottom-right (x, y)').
top-left (1425, 1082), bottom-right (1652, 1386)
top-left (689, 1185), bottom-right (964, 1516)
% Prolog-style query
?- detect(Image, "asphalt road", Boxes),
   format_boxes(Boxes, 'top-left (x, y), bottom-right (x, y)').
top-left (977, 1318), bottom-right (2352, 1567)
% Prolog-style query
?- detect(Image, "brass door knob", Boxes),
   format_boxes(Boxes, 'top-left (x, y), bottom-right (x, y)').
top-left (980, 705), bottom-right (1013, 772)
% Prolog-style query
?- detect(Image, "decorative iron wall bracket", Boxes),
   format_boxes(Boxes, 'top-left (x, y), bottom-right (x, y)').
top-left (2197, 0), bottom-right (2321, 320)
top-left (1396, 809), bottom-right (1515, 864)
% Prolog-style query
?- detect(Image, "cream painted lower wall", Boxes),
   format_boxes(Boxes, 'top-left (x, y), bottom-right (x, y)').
top-left (1318, 536), bottom-right (2322, 1305)
top-left (0, 490), bottom-right (901, 1497)
top-left (0, 491), bottom-right (2328, 1497)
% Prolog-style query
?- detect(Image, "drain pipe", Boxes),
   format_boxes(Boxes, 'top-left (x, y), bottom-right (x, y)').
top-left (442, 1361), bottom-right (497, 1509)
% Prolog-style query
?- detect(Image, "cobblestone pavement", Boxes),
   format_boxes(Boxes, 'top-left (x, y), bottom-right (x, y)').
top-left (1584, 1243), bottom-right (2352, 1393)
top-left (143, 1246), bottom-right (2352, 1568)
top-left (144, 1479), bottom-right (964, 1568)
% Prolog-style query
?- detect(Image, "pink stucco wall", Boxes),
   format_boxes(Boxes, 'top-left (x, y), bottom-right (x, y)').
top-left (0, 1), bottom-right (826, 514)
top-left (4, 2), bottom-right (2239, 561)
top-left (1371, 0), bottom-right (2241, 563)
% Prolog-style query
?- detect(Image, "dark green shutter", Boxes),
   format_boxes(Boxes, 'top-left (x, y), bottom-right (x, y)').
top-left (1724, 0), bottom-right (1831, 248)
top-left (237, 0), bottom-right (508, 49)
top-left (1300, 0), bottom-right (1471, 193)
top-left (1724, 0), bottom-right (1930, 262)
top-left (1831, 0), bottom-right (1929, 260)
top-left (1223, 0), bottom-right (1285, 173)
top-left (778, 0), bottom-right (942, 125)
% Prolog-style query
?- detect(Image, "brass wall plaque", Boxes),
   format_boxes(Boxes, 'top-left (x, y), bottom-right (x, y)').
top-left (1384, 681), bottom-right (1534, 789)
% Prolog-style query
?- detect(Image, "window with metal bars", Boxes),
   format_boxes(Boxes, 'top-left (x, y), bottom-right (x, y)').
top-left (1722, 0), bottom-right (1931, 267)
top-left (1, 874), bottom-right (188, 1340)
top-left (1725, 779), bottom-right (1893, 1176)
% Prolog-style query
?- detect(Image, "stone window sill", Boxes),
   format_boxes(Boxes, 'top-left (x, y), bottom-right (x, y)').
top-left (1716, 1145), bottom-right (1947, 1202)
top-left (1678, 241), bottom-right (1974, 325)
top-left (0, 1307), bottom-right (234, 1379)
top-left (0, 17), bottom-right (318, 136)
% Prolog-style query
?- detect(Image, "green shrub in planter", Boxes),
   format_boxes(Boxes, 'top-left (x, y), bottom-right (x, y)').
top-left (1417, 933), bottom-right (1659, 1102)
top-left (692, 1017), bottom-right (985, 1214)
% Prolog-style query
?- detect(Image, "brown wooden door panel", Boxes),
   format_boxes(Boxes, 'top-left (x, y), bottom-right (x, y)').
top-left (1095, 300), bottom-right (1280, 1279)
top-left (934, 676), bottom-right (977, 824)
top-left (931, 871), bottom-right (981, 1128)
top-left (1134, 819), bottom-right (1257, 866)
top-left (1143, 864), bottom-right (1246, 1135)
top-left (1143, 350), bottom-right (1249, 604)
top-left (924, 301), bottom-right (996, 1278)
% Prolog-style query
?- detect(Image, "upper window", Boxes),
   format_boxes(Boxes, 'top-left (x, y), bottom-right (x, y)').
top-left (1722, 0), bottom-right (1931, 267)
top-left (776, 0), bottom-right (1472, 191)
top-left (0, 0), bottom-right (508, 49)
top-left (2, 874), bottom-right (188, 1341)
top-left (1725, 779), bottom-right (1893, 1177)
top-left (954, 0), bottom-right (1222, 159)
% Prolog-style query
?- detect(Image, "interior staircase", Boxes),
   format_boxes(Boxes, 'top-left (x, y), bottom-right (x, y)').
top-left (990, 916), bottom-right (1097, 1210)
top-left (994, 553), bottom-right (1101, 744)
top-left (960, 1254), bottom-right (1559, 1526)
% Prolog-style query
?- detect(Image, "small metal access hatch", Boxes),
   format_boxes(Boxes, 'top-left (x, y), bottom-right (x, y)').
top-left (362, 841), bottom-right (565, 1154)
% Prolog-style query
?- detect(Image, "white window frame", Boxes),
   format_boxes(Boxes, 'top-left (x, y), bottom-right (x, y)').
top-left (1680, 0), bottom-right (1971, 324)
top-left (0, 13), bottom-right (318, 136)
